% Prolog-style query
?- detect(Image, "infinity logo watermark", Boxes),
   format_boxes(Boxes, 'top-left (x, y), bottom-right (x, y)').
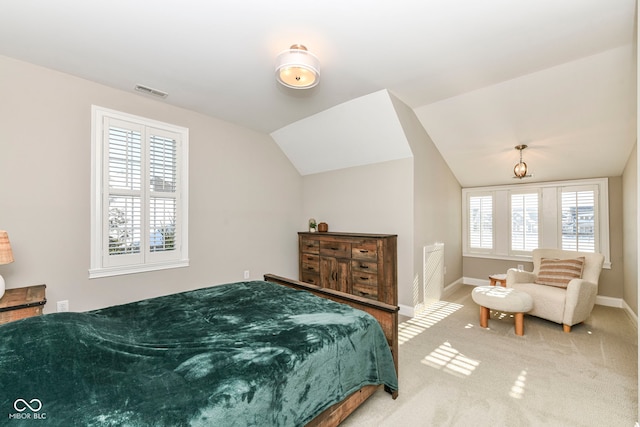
top-left (14, 399), bottom-right (42, 412)
top-left (8, 398), bottom-right (46, 420)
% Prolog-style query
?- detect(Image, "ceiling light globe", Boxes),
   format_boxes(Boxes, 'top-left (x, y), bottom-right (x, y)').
top-left (514, 161), bottom-right (528, 178)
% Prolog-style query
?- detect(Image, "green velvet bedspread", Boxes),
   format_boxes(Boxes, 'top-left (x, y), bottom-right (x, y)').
top-left (0, 280), bottom-right (397, 426)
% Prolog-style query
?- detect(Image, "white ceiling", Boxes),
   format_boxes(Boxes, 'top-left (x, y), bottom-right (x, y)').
top-left (0, 0), bottom-right (636, 186)
top-left (272, 90), bottom-right (413, 175)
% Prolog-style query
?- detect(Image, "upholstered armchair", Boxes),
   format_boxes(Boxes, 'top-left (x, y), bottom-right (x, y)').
top-left (506, 248), bottom-right (605, 332)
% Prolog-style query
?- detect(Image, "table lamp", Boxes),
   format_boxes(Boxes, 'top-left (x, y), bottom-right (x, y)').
top-left (0, 230), bottom-right (14, 299)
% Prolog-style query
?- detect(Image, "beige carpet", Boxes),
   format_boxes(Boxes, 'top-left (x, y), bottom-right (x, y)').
top-left (342, 285), bottom-right (638, 427)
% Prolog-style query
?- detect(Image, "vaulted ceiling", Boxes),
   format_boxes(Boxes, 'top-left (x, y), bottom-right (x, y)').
top-left (0, 0), bottom-right (635, 186)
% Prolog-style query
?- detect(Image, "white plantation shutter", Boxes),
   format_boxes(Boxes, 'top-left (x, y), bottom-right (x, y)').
top-left (91, 107), bottom-right (189, 278)
top-left (561, 187), bottom-right (597, 252)
top-left (107, 124), bottom-right (142, 259)
top-left (510, 192), bottom-right (539, 253)
top-left (469, 194), bottom-right (493, 251)
top-left (148, 132), bottom-right (178, 256)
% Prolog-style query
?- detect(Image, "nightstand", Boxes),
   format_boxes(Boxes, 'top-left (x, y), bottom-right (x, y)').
top-left (0, 284), bottom-right (47, 324)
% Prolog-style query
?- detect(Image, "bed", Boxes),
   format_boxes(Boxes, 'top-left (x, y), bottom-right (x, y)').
top-left (0, 274), bottom-right (398, 426)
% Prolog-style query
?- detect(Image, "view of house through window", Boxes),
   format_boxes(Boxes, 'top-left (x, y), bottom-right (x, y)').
top-left (561, 188), bottom-right (596, 252)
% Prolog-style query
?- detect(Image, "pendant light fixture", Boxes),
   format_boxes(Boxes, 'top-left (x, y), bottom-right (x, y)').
top-left (513, 144), bottom-right (531, 179)
top-left (275, 44), bottom-right (320, 89)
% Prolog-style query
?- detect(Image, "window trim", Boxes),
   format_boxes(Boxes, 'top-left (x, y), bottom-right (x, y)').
top-left (462, 178), bottom-right (610, 269)
top-left (90, 106), bottom-right (189, 278)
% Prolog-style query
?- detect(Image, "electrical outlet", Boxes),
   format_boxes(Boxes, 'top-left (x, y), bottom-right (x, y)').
top-left (517, 264), bottom-right (524, 271)
top-left (57, 300), bottom-right (69, 312)
top-left (243, 270), bottom-right (250, 280)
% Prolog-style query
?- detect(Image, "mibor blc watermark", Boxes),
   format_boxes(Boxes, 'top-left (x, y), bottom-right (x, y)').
top-left (8, 398), bottom-right (46, 420)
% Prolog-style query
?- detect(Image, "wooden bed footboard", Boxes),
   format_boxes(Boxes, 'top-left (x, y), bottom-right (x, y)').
top-left (264, 274), bottom-right (399, 426)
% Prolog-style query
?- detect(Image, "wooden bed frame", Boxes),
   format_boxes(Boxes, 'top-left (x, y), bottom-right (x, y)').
top-left (264, 274), bottom-right (399, 427)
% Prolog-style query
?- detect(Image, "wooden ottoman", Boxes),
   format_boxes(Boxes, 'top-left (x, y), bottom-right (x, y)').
top-left (471, 286), bottom-right (533, 336)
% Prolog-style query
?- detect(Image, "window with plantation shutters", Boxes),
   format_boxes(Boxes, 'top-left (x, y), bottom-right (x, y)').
top-left (468, 194), bottom-right (493, 252)
top-left (463, 178), bottom-right (609, 268)
top-left (560, 186), bottom-right (597, 252)
top-left (90, 106), bottom-right (189, 278)
top-left (510, 191), bottom-right (539, 254)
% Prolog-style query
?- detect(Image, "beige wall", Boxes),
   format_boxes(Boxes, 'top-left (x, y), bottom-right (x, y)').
top-left (463, 176), bottom-right (625, 299)
top-left (390, 94), bottom-right (463, 308)
top-left (623, 143), bottom-right (638, 314)
top-left (302, 158), bottom-right (414, 307)
top-left (0, 55), bottom-right (302, 313)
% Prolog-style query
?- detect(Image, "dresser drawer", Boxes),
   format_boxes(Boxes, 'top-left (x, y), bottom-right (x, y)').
top-left (301, 254), bottom-right (320, 274)
top-left (320, 241), bottom-right (351, 258)
top-left (300, 238), bottom-right (319, 254)
top-left (352, 273), bottom-right (378, 299)
top-left (301, 271), bottom-right (320, 286)
top-left (351, 241), bottom-right (377, 261)
top-left (351, 259), bottom-right (378, 274)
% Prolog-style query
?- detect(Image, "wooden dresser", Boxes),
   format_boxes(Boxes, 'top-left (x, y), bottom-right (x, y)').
top-left (0, 284), bottom-right (47, 324)
top-left (298, 232), bottom-right (397, 305)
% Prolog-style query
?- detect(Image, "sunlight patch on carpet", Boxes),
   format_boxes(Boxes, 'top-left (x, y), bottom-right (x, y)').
top-left (399, 301), bottom-right (463, 345)
top-left (509, 370), bottom-right (528, 399)
top-left (421, 341), bottom-right (479, 377)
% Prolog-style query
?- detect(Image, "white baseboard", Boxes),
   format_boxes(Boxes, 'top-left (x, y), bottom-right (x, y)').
top-left (399, 278), bottom-right (466, 318)
top-left (621, 299), bottom-right (639, 328)
top-left (442, 277), bottom-right (465, 297)
top-left (463, 276), bottom-right (491, 287)
top-left (595, 295), bottom-right (623, 308)
top-left (398, 304), bottom-right (414, 318)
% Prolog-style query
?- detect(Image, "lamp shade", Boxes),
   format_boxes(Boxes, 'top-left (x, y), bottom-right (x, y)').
top-left (275, 44), bottom-right (320, 89)
top-left (0, 231), bottom-right (13, 265)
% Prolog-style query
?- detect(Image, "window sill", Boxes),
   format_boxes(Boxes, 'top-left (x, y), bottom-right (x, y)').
top-left (89, 260), bottom-right (189, 279)
top-left (463, 252), bottom-right (611, 270)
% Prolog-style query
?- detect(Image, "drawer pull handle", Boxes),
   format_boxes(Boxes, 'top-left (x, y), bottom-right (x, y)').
top-left (359, 250), bottom-right (368, 253)
top-left (360, 264), bottom-right (368, 269)
top-left (360, 277), bottom-right (369, 281)
top-left (306, 266), bottom-right (314, 270)
top-left (330, 247), bottom-right (339, 251)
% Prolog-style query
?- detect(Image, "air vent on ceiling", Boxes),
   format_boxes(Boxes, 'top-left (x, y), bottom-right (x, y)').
top-left (134, 84), bottom-right (168, 99)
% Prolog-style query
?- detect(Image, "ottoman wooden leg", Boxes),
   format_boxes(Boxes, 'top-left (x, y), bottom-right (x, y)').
top-left (479, 306), bottom-right (489, 328)
top-left (514, 312), bottom-right (525, 336)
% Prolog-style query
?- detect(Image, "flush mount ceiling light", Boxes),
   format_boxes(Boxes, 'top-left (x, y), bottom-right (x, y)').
top-left (275, 44), bottom-right (320, 89)
top-left (513, 144), bottom-right (532, 179)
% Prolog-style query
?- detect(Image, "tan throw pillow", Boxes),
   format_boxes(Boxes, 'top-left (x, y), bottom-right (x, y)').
top-left (535, 257), bottom-right (585, 288)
